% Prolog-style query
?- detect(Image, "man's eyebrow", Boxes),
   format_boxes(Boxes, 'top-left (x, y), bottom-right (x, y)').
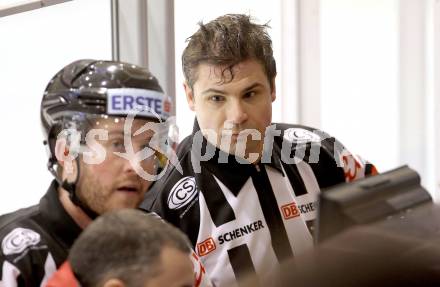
top-left (243, 83), bottom-right (264, 92)
top-left (201, 83), bottom-right (264, 95)
top-left (201, 88), bottom-right (226, 95)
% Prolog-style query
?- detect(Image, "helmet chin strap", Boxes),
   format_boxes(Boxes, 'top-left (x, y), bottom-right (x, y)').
top-left (48, 157), bottom-right (99, 220)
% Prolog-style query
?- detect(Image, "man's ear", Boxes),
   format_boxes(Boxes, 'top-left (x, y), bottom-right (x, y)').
top-left (102, 278), bottom-right (125, 287)
top-left (270, 77), bottom-right (276, 102)
top-left (183, 82), bottom-right (195, 111)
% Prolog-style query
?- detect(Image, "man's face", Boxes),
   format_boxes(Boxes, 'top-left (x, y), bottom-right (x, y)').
top-left (185, 59), bottom-right (275, 161)
top-left (69, 117), bottom-right (158, 214)
top-left (144, 246), bottom-right (194, 287)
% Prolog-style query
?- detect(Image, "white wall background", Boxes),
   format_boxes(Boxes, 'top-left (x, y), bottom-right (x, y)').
top-left (321, 0), bottom-right (399, 172)
top-left (0, 0), bottom-right (111, 214)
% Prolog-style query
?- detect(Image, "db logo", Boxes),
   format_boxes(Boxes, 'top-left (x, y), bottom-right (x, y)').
top-left (197, 237), bottom-right (216, 257)
top-left (281, 202), bottom-right (300, 220)
top-left (167, 176), bottom-right (198, 210)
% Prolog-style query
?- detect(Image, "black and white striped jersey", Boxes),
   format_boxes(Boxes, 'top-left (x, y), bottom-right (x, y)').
top-left (141, 122), bottom-right (377, 287)
top-left (0, 181), bottom-right (82, 287)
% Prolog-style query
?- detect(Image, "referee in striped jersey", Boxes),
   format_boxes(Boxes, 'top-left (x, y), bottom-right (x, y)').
top-left (141, 13), bottom-right (377, 287)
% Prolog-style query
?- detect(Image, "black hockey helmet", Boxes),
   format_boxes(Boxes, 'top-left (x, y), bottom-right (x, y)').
top-left (40, 59), bottom-right (173, 217)
top-left (41, 59), bottom-right (171, 164)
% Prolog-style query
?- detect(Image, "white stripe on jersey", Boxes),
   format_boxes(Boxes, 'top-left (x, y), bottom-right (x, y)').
top-left (40, 253), bottom-right (57, 287)
top-left (1, 261), bottom-right (20, 287)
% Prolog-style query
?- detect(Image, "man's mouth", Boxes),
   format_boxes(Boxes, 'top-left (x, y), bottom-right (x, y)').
top-left (116, 185), bottom-right (139, 193)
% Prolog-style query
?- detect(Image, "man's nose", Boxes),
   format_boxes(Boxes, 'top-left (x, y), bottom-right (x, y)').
top-left (121, 155), bottom-right (137, 174)
top-left (228, 100), bottom-right (248, 125)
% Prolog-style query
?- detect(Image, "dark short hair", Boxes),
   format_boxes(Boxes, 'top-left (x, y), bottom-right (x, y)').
top-left (69, 209), bottom-right (191, 287)
top-left (182, 14), bottom-right (276, 90)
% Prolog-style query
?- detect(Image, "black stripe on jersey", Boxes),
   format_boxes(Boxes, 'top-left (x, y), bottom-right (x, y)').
top-left (281, 162), bottom-right (308, 196)
top-left (307, 146), bottom-right (345, 189)
top-left (195, 172), bottom-right (236, 227)
top-left (251, 164), bottom-right (294, 262)
top-left (228, 244), bottom-right (259, 286)
top-left (365, 163), bottom-right (376, 176)
top-left (12, 249), bottom-right (49, 286)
